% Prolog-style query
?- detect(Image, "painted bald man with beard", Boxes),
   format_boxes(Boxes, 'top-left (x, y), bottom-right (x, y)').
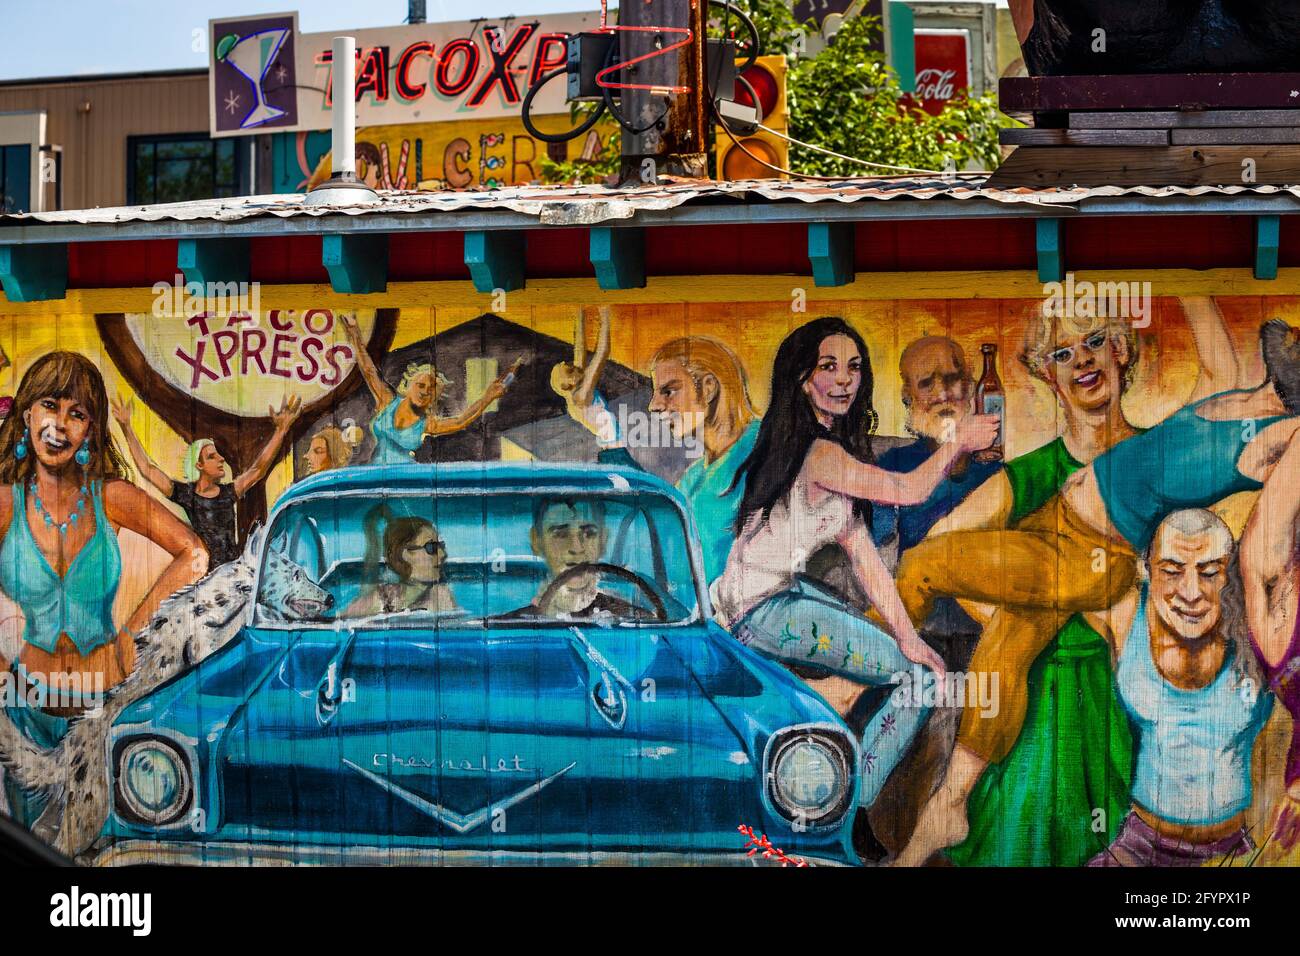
top-left (872, 336), bottom-right (1002, 560)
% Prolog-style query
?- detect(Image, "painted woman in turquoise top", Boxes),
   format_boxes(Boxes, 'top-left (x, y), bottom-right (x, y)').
top-left (339, 314), bottom-right (521, 464)
top-left (0, 352), bottom-right (206, 829)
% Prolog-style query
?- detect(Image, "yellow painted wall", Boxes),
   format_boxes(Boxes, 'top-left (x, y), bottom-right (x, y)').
top-left (2, 267), bottom-right (1299, 865)
top-left (3, 270), bottom-right (1296, 639)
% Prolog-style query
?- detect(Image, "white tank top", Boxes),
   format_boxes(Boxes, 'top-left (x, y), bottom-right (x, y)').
top-left (1117, 585), bottom-right (1273, 826)
top-left (711, 467), bottom-right (854, 625)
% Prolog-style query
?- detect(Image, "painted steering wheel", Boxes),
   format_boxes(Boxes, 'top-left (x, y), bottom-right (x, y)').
top-left (535, 562), bottom-right (667, 622)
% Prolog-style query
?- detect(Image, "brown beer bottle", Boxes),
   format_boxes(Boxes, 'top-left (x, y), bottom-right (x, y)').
top-left (975, 343), bottom-right (1004, 462)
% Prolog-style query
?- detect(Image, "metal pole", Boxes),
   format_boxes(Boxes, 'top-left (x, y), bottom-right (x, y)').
top-left (305, 36), bottom-right (379, 204)
top-left (332, 36), bottom-right (357, 177)
top-left (619, 0), bottom-right (709, 183)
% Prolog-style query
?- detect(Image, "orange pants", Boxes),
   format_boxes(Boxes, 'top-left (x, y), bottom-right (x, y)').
top-left (895, 495), bottom-right (1136, 763)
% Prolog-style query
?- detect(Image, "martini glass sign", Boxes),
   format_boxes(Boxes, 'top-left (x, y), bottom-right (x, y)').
top-left (217, 28), bottom-right (291, 130)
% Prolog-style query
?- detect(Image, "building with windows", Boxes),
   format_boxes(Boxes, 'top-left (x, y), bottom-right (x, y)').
top-left (0, 4), bottom-right (611, 215)
top-left (0, 68), bottom-right (261, 212)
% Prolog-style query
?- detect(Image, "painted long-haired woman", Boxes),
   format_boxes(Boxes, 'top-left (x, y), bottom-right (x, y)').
top-left (0, 352), bottom-right (207, 827)
top-left (712, 317), bottom-right (997, 814)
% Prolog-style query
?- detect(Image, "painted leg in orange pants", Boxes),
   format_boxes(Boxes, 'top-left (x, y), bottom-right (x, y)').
top-left (890, 496), bottom-right (1136, 866)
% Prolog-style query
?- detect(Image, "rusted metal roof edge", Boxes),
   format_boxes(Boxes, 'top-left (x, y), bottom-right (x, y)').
top-left (1, 183), bottom-right (1299, 245)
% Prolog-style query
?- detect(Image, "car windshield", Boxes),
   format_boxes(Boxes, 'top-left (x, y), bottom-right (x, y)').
top-left (256, 490), bottom-right (701, 627)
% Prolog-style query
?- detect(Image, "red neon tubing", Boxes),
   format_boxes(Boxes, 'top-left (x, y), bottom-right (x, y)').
top-left (595, 0), bottom-right (694, 94)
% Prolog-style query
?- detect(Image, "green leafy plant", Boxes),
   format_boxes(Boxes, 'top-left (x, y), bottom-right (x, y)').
top-left (782, 12), bottom-right (1004, 176)
top-left (539, 2), bottom-right (1004, 183)
top-left (539, 106), bottom-right (622, 185)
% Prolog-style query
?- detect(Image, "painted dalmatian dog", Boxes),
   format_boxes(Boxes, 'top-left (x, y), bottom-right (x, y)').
top-left (0, 527), bottom-right (332, 860)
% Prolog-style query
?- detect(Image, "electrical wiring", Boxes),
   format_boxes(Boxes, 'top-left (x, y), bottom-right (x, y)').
top-left (758, 122), bottom-right (992, 176)
top-left (714, 100), bottom-right (979, 183)
top-left (528, 0), bottom-right (762, 139)
top-left (521, 67), bottom-right (610, 143)
top-left (518, 0), bottom-right (990, 180)
top-left (714, 105), bottom-right (855, 181)
top-left (603, 0), bottom-right (758, 135)
top-left (601, 37), bottom-right (670, 136)
top-left (710, 0), bottom-right (760, 72)
top-left (735, 74), bottom-right (762, 121)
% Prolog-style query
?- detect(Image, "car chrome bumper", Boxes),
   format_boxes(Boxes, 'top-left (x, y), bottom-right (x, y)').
top-left (91, 839), bottom-right (849, 867)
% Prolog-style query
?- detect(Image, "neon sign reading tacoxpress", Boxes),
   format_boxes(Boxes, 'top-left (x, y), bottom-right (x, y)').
top-left (209, 10), bottom-right (602, 138)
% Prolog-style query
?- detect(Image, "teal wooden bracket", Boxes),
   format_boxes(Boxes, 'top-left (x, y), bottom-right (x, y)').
top-left (589, 227), bottom-right (645, 290)
top-left (1036, 219), bottom-right (1064, 283)
top-left (464, 230), bottom-right (525, 293)
top-left (177, 238), bottom-right (250, 288)
top-left (1255, 215), bottom-right (1280, 280)
top-left (887, 2), bottom-right (916, 94)
top-left (0, 243), bottom-right (67, 302)
top-left (322, 233), bottom-right (389, 294)
top-left (808, 222), bottom-right (855, 287)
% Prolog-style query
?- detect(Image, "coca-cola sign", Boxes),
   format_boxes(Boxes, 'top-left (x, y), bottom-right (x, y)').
top-left (915, 68), bottom-right (958, 101)
top-left (907, 30), bottom-right (972, 115)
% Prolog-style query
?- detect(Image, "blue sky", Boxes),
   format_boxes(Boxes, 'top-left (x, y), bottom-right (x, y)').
top-left (2, 0), bottom-right (1008, 82)
top-left (0, 0), bottom-right (587, 81)
top-left (2, 0), bottom-right (1007, 82)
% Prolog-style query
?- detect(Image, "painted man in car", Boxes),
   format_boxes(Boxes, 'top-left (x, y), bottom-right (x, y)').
top-left (511, 497), bottom-right (654, 622)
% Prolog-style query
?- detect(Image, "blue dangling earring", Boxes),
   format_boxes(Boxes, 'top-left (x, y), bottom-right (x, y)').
top-left (75, 438), bottom-right (90, 467)
top-left (14, 427), bottom-right (28, 461)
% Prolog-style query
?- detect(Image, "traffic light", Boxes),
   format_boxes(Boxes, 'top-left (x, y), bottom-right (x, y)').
top-left (714, 55), bottom-right (789, 180)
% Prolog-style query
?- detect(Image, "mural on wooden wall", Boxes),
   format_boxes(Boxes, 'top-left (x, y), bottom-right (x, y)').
top-left (1, 289), bottom-right (1300, 868)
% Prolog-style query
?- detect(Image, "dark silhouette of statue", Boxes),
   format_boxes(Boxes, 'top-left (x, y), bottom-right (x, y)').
top-left (1012, 0), bottom-right (1300, 75)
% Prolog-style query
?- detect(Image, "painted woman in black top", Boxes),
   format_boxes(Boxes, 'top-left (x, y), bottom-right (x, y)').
top-left (111, 394), bottom-right (301, 566)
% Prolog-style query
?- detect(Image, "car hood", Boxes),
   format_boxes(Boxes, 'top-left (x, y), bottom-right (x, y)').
top-left (212, 624), bottom-right (781, 845)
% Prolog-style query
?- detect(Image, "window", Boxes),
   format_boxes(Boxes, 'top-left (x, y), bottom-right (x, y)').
top-left (258, 491), bottom-right (700, 628)
top-left (0, 144), bottom-right (31, 213)
top-left (127, 134), bottom-right (242, 205)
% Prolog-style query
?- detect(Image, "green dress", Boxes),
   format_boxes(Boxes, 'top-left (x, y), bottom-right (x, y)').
top-left (946, 438), bottom-right (1135, 867)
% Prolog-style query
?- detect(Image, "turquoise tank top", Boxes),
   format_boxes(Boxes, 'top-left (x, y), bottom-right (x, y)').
top-left (1117, 586), bottom-right (1273, 826)
top-left (370, 397), bottom-right (425, 465)
top-left (0, 481), bottom-right (122, 655)
top-left (1095, 389), bottom-right (1289, 548)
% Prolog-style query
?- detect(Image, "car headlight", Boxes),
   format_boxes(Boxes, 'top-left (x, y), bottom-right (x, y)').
top-left (766, 730), bottom-right (854, 828)
top-left (115, 738), bottom-right (193, 826)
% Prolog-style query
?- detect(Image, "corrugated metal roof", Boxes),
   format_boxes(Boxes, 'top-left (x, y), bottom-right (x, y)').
top-left (3, 176), bottom-right (1299, 238)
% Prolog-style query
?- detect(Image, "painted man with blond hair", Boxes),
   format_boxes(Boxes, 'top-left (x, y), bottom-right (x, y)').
top-left (565, 331), bottom-right (759, 584)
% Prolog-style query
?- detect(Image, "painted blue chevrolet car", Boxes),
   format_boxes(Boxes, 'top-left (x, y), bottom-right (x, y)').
top-left (97, 464), bottom-right (865, 865)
